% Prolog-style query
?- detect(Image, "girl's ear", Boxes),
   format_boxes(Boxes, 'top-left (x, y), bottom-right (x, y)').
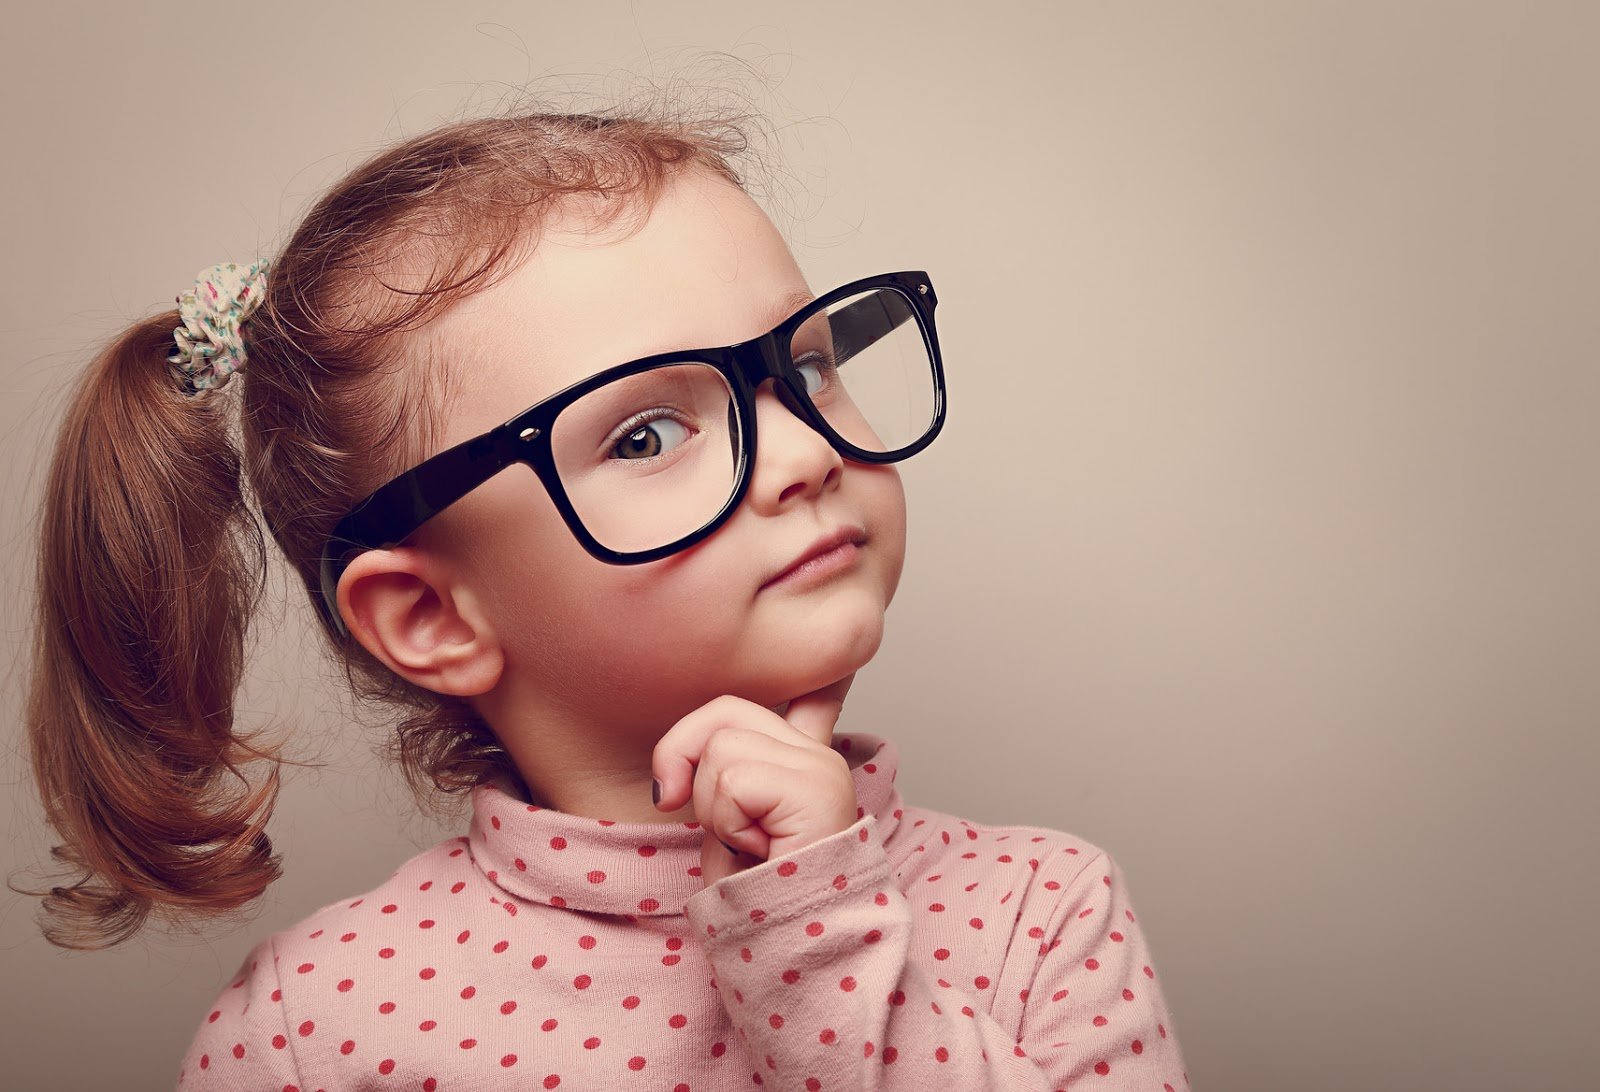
top-left (336, 546), bottom-right (504, 698)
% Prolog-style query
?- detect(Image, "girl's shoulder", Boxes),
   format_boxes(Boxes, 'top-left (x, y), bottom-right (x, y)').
top-left (884, 800), bottom-right (1123, 903)
top-left (179, 834), bottom-right (479, 1087)
top-left (203, 826), bottom-right (486, 1005)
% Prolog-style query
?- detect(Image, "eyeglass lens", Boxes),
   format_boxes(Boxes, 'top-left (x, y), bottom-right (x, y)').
top-left (547, 286), bottom-right (935, 554)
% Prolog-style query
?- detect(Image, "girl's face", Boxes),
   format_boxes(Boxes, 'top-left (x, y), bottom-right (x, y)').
top-left (356, 165), bottom-right (907, 763)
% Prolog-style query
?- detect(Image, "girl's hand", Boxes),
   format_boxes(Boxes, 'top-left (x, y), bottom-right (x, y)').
top-left (651, 673), bottom-right (859, 888)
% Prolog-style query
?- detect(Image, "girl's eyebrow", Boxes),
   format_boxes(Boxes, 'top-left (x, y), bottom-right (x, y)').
top-left (764, 287), bottom-right (817, 331)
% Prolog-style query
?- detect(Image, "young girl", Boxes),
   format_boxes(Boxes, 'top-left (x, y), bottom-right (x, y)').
top-left (22, 105), bottom-right (1188, 1089)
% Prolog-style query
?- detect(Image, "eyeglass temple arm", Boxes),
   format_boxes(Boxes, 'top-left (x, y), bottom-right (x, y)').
top-left (318, 429), bottom-right (519, 634)
top-left (825, 290), bottom-right (918, 366)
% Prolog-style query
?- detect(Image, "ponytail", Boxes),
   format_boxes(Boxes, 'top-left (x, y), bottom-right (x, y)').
top-left (14, 313), bottom-right (295, 950)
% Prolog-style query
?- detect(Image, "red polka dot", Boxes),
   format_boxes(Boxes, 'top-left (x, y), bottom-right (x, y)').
top-left (419, 967), bottom-right (436, 980)
top-left (805, 921), bottom-right (824, 937)
top-left (337, 979), bottom-right (354, 992)
top-left (340, 1040), bottom-right (356, 1055)
top-left (883, 1046), bottom-right (898, 1064)
top-left (501, 1054), bottom-right (518, 1067)
top-left (1132, 1039), bottom-right (1144, 1054)
top-left (502, 1000), bottom-right (518, 1015)
top-left (297, 1020), bottom-right (314, 1037)
top-left (1095, 1060), bottom-right (1111, 1075)
top-left (840, 976), bottom-right (856, 992)
top-left (232, 1044), bottom-right (245, 1060)
top-left (1085, 958), bottom-right (1100, 970)
top-left (628, 1056), bottom-right (646, 1070)
top-left (935, 1046), bottom-right (949, 1063)
top-left (819, 1028), bottom-right (837, 1045)
top-left (460, 1038), bottom-right (477, 1049)
top-left (1093, 1015), bottom-right (1108, 1027)
top-left (777, 861), bottom-right (798, 877)
top-left (378, 1059), bottom-right (396, 1075)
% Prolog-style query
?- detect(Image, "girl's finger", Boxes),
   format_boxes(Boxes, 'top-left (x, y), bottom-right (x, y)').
top-left (651, 694), bottom-right (814, 810)
top-left (781, 671), bottom-right (855, 745)
top-left (694, 757), bottom-right (799, 863)
top-left (685, 729), bottom-right (812, 844)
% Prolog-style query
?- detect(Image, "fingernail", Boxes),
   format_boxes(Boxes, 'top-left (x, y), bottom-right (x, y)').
top-left (718, 838), bottom-right (739, 856)
top-left (651, 778), bottom-right (661, 805)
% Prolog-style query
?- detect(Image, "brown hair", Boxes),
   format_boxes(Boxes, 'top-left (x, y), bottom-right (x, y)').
top-left (13, 94), bottom-right (773, 950)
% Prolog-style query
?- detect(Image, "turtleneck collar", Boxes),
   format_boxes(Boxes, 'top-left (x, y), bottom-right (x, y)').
top-left (466, 732), bottom-right (903, 917)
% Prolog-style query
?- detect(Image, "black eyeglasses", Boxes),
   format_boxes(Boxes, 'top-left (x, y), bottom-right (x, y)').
top-left (316, 270), bottom-right (947, 639)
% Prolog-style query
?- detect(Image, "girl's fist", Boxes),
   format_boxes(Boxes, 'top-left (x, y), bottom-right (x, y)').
top-left (651, 674), bottom-right (858, 887)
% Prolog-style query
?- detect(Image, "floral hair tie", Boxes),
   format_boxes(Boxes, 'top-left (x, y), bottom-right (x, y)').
top-left (168, 259), bottom-right (271, 396)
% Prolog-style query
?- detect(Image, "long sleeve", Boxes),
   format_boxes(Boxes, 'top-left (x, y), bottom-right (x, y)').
top-left (1015, 850), bottom-right (1188, 1088)
top-left (176, 935), bottom-right (303, 1090)
top-left (685, 812), bottom-right (1186, 1090)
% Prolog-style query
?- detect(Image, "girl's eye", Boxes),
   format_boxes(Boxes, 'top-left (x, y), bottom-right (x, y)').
top-left (795, 353), bottom-right (838, 398)
top-left (607, 413), bottom-right (693, 461)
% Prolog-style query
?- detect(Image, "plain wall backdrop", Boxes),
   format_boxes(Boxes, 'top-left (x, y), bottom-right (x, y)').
top-left (3, 2), bottom-right (1597, 1089)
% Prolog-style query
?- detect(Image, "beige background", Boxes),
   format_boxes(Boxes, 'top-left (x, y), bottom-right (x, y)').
top-left (3, 2), bottom-right (1597, 1089)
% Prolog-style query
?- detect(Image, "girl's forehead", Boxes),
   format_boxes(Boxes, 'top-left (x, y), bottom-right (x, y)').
top-left (435, 173), bottom-right (809, 424)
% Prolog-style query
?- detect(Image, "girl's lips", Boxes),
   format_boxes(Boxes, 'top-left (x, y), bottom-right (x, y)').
top-left (760, 539), bottom-right (862, 591)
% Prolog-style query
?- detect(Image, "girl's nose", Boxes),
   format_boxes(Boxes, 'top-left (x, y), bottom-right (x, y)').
top-left (744, 377), bottom-right (844, 512)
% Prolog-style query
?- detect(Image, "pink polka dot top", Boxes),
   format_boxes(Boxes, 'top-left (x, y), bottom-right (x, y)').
top-left (177, 732), bottom-right (1188, 1090)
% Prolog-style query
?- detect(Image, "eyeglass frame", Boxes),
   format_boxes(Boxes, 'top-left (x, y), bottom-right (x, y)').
top-left (316, 269), bottom-right (947, 640)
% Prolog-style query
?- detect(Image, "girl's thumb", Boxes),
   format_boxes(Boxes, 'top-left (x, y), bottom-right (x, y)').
top-left (782, 672), bottom-right (855, 744)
